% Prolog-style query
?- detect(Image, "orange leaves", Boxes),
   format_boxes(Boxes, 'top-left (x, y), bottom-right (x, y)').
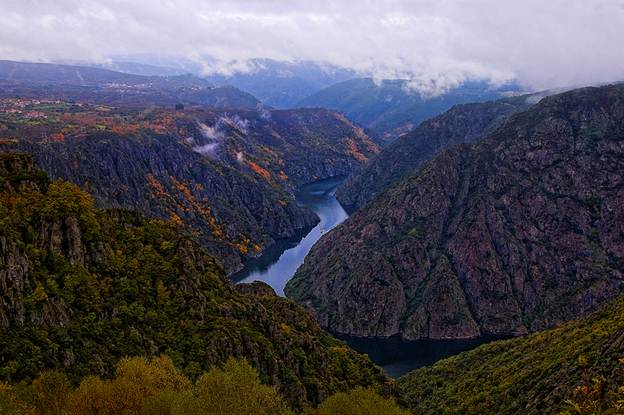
top-left (169, 211), bottom-right (183, 226)
top-left (146, 174), bottom-right (166, 195)
top-left (111, 123), bottom-right (140, 135)
top-left (247, 161), bottom-right (271, 180)
top-left (344, 137), bottom-right (368, 162)
top-left (50, 132), bottom-right (65, 142)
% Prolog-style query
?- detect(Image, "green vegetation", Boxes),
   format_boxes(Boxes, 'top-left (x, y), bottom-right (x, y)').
top-left (0, 153), bottom-right (388, 409)
top-left (0, 356), bottom-right (405, 415)
top-left (396, 296), bottom-right (624, 415)
top-left (304, 387), bottom-right (412, 415)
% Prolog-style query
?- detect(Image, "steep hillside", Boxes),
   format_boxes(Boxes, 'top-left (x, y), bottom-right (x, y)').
top-left (0, 100), bottom-right (378, 273)
top-left (299, 78), bottom-right (519, 144)
top-left (0, 153), bottom-right (388, 408)
top-left (0, 60), bottom-right (261, 109)
top-left (397, 296), bottom-right (624, 415)
top-left (286, 84), bottom-right (624, 340)
top-left (336, 96), bottom-right (530, 208)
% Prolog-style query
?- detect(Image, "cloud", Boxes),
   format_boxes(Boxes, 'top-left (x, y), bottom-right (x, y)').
top-left (0, 0), bottom-right (623, 92)
top-left (192, 143), bottom-right (219, 157)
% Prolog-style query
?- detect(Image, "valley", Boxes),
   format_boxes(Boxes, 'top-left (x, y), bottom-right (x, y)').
top-left (232, 176), bottom-right (348, 295)
top-left (0, 49), bottom-right (622, 414)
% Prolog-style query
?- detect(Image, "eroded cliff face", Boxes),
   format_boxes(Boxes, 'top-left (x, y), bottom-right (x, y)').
top-left (286, 85), bottom-right (624, 340)
top-left (0, 154), bottom-right (388, 408)
top-left (1, 104), bottom-right (379, 273)
top-left (336, 97), bottom-right (530, 209)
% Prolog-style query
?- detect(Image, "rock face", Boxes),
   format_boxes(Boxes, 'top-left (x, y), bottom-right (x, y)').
top-left (336, 96), bottom-right (530, 209)
top-left (0, 154), bottom-right (388, 408)
top-left (286, 84), bottom-right (624, 340)
top-left (1, 102), bottom-right (378, 273)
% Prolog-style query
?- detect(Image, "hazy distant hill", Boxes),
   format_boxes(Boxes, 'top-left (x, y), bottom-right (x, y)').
top-left (0, 60), bottom-right (209, 88)
top-left (299, 78), bottom-right (521, 145)
top-left (0, 60), bottom-right (263, 109)
top-left (203, 59), bottom-right (357, 108)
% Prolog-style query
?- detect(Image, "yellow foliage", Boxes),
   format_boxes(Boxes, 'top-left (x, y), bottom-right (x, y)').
top-left (304, 387), bottom-right (410, 415)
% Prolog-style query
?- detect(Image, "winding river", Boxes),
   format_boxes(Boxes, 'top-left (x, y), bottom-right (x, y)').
top-left (233, 176), bottom-right (496, 378)
top-left (232, 176), bottom-right (348, 295)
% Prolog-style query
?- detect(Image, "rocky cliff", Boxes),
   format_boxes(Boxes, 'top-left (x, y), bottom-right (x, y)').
top-left (0, 153), bottom-right (388, 408)
top-left (336, 96), bottom-right (530, 209)
top-left (0, 101), bottom-right (378, 273)
top-left (286, 84), bottom-right (624, 340)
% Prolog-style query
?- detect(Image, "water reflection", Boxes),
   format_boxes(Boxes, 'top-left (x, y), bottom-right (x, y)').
top-left (232, 176), bottom-right (348, 296)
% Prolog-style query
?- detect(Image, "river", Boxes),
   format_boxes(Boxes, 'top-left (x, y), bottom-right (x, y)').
top-left (232, 176), bottom-right (496, 378)
top-left (231, 176), bottom-right (348, 295)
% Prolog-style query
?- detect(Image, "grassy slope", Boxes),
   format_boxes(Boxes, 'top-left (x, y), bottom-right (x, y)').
top-left (397, 296), bottom-right (624, 414)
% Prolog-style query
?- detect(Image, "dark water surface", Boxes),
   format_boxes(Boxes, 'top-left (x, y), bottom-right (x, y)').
top-left (232, 176), bottom-right (348, 295)
top-left (232, 176), bottom-right (499, 377)
top-left (339, 334), bottom-right (503, 378)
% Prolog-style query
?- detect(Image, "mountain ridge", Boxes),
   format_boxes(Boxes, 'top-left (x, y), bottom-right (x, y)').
top-left (286, 84), bottom-right (624, 341)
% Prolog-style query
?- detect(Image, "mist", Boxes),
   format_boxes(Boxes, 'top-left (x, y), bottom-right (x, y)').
top-left (1, 0), bottom-right (623, 93)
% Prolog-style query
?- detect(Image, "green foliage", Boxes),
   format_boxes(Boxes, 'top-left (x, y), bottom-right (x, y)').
top-left (160, 358), bottom-right (292, 415)
top-left (0, 154), bottom-right (388, 408)
top-left (304, 387), bottom-right (410, 415)
top-left (559, 366), bottom-right (624, 415)
top-left (0, 357), bottom-right (401, 415)
top-left (397, 297), bottom-right (624, 415)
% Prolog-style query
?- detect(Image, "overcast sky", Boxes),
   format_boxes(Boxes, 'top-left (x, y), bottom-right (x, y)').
top-left (1, 0), bottom-right (623, 92)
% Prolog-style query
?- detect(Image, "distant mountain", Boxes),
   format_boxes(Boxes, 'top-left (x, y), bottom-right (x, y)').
top-left (0, 100), bottom-right (378, 273)
top-left (397, 295), bottom-right (624, 414)
top-left (299, 78), bottom-right (521, 145)
top-left (203, 59), bottom-right (357, 108)
top-left (97, 61), bottom-right (191, 77)
top-left (336, 95), bottom-right (532, 209)
top-left (286, 84), bottom-right (624, 341)
top-left (0, 60), bottom-right (209, 88)
top-left (0, 60), bottom-right (261, 109)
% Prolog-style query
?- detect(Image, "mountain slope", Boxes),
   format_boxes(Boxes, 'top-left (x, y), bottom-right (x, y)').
top-left (286, 84), bottom-right (624, 340)
top-left (204, 59), bottom-right (357, 108)
top-left (0, 100), bottom-right (378, 273)
top-left (0, 153), bottom-right (388, 408)
top-left (396, 295), bottom-right (624, 415)
top-left (0, 60), bottom-right (211, 88)
top-left (0, 60), bottom-right (261, 109)
top-left (299, 78), bottom-right (520, 144)
top-left (336, 96), bottom-right (531, 208)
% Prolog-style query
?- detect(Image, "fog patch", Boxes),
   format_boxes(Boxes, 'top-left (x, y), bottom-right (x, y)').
top-left (193, 143), bottom-right (220, 156)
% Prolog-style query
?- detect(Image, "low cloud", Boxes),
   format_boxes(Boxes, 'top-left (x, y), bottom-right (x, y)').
top-left (0, 0), bottom-right (623, 92)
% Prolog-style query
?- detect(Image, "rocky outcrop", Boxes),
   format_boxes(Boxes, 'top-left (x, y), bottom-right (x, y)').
top-left (286, 84), bottom-right (624, 340)
top-left (1, 104), bottom-right (378, 273)
top-left (336, 96), bottom-right (530, 209)
top-left (235, 280), bottom-right (277, 297)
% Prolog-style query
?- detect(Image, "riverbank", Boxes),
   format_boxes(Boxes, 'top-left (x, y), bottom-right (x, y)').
top-left (231, 176), bottom-right (348, 295)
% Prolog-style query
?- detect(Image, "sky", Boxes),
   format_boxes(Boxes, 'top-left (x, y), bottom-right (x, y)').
top-left (1, 0), bottom-right (623, 93)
